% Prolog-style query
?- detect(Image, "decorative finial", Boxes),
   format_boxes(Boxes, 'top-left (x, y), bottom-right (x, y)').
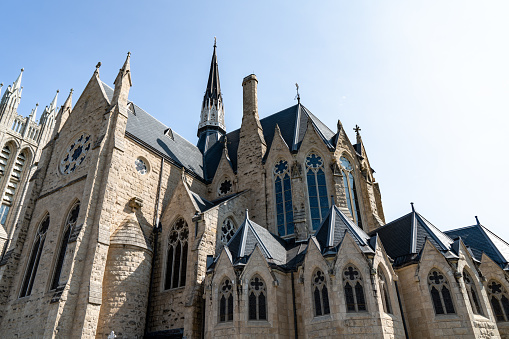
top-left (70, 88), bottom-right (74, 94)
top-left (354, 125), bottom-right (361, 135)
top-left (21, 68), bottom-right (24, 72)
top-left (245, 209), bottom-right (249, 220)
top-left (127, 51), bottom-right (131, 57)
top-left (410, 202), bottom-right (415, 212)
top-left (56, 89), bottom-right (59, 94)
top-left (475, 216), bottom-right (480, 226)
top-left (214, 37), bottom-right (217, 47)
top-left (36, 103), bottom-right (39, 107)
top-left (96, 62), bottom-right (101, 69)
top-left (337, 119), bottom-right (342, 133)
top-left (295, 83), bottom-right (300, 104)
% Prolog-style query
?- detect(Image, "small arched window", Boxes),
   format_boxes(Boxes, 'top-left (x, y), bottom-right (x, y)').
top-left (248, 275), bottom-right (267, 320)
top-left (340, 156), bottom-right (362, 228)
top-left (305, 153), bottom-right (329, 230)
top-left (0, 145), bottom-right (11, 177)
top-left (51, 201), bottom-right (80, 290)
top-left (378, 267), bottom-right (392, 314)
top-left (463, 270), bottom-right (483, 315)
top-left (273, 159), bottom-right (294, 236)
top-left (312, 270), bottom-right (330, 316)
top-left (164, 217), bottom-right (189, 290)
top-left (219, 217), bottom-right (236, 247)
top-left (487, 280), bottom-right (509, 322)
top-left (343, 265), bottom-right (367, 312)
top-left (428, 269), bottom-right (455, 314)
top-left (20, 214), bottom-right (49, 297)
top-left (219, 278), bottom-right (234, 322)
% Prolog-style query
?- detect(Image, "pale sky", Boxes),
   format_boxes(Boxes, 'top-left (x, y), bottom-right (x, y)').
top-left (1, 1), bottom-right (508, 240)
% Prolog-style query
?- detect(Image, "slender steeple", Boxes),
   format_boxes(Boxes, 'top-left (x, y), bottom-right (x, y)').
top-left (0, 68), bottom-right (24, 118)
top-left (197, 38), bottom-right (226, 154)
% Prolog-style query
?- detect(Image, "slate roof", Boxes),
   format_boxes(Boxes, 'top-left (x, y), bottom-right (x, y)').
top-left (102, 82), bottom-right (205, 179)
top-left (315, 204), bottom-right (373, 255)
top-left (445, 222), bottom-right (509, 269)
top-left (370, 210), bottom-right (455, 267)
top-left (203, 103), bottom-right (336, 181)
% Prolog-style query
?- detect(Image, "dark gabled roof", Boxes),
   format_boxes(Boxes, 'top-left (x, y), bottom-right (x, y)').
top-left (445, 223), bottom-right (509, 268)
top-left (370, 210), bottom-right (455, 267)
top-left (226, 213), bottom-right (287, 265)
top-left (203, 103), bottom-right (336, 181)
top-left (101, 82), bottom-right (205, 179)
top-left (315, 204), bottom-right (373, 254)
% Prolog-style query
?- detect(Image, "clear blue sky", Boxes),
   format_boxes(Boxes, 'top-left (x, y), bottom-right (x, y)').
top-left (1, 1), bottom-right (508, 240)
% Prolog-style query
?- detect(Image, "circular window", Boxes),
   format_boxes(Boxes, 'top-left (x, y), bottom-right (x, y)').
top-left (218, 179), bottom-right (232, 196)
top-left (60, 134), bottom-right (92, 175)
top-left (135, 158), bottom-right (148, 175)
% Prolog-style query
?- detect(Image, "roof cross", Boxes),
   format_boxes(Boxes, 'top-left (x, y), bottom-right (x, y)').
top-left (354, 125), bottom-right (361, 134)
top-left (295, 83), bottom-right (300, 104)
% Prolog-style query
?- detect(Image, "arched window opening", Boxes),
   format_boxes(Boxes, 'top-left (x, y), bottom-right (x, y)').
top-left (164, 217), bottom-right (188, 290)
top-left (340, 156), bottom-right (362, 228)
top-left (0, 145), bottom-right (11, 177)
top-left (378, 267), bottom-right (392, 314)
top-left (428, 269), bottom-right (455, 315)
top-left (343, 265), bottom-right (367, 312)
top-left (248, 275), bottom-right (267, 320)
top-left (0, 149), bottom-right (27, 226)
top-left (51, 202), bottom-right (80, 290)
top-left (488, 280), bottom-right (509, 322)
top-left (312, 270), bottom-right (330, 316)
top-left (273, 159), bottom-right (294, 236)
top-left (219, 278), bottom-right (234, 322)
top-left (305, 153), bottom-right (328, 230)
top-left (463, 270), bottom-right (483, 315)
top-left (20, 214), bottom-right (49, 298)
top-left (220, 217), bottom-right (236, 247)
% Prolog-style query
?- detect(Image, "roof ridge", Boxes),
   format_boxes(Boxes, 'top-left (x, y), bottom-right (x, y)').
top-left (444, 225), bottom-right (476, 233)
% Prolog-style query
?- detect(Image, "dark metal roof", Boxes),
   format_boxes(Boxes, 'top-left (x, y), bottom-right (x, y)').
top-left (202, 43), bottom-right (222, 112)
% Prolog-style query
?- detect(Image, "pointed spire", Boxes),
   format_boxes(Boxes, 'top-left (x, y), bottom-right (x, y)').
top-left (49, 90), bottom-right (59, 112)
top-left (111, 52), bottom-right (132, 108)
top-left (0, 83), bottom-right (3, 98)
top-left (204, 39), bottom-right (221, 106)
top-left (13, 68), bottom-right (24, 91)
top-left (29, 103), bottom-right (39, 121)
top-left (62, 88), bottom-right (73, 112)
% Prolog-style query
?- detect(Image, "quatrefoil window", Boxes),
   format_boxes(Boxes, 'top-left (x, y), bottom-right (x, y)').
top-left (60, 134), bottom-right (92, 175)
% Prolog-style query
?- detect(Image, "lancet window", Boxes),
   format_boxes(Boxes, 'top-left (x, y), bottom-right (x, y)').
top-left (312, 270), bottom-right (330, 316)
top-left (428, 269), bottom-right (455, 314)
top-left (305, 153), bottom-right (328, 230)
top-left (463, 270), bottom-right (483, 315)
top-left (378, 267), bottom-right (392, 314)
top-left (219, 278), bottom-right (234, 322)
top-left (0, 149), bottom-right (27, 226)
top-left (220, 217), bottom-right (236, 246)
top-left (164, 217), bottom-right (188, 289)
top-left (273, 159), bottom-right (294, 236)
top-left (340, 156), bottom-right (362, 228)
top-left (51, 202), bottom-right (80, 290)
top-left (248, 275), bottom-right (267, 320)
top-left (487, 280), bottom-right (509, 322)
top-left (343, 265), bottom-right (367, 312)
top-left (20, 214), bottom-right (49, 298)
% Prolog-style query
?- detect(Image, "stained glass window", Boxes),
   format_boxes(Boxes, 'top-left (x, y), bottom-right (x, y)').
top-left (248, 275), bottom-right (267, 320)
top-left (488, 280), bottom-right (509, 322)
top-left (220, 217), bottom-right (236, 246)
top-left (51, 202), bottom-right (80, 290)
top-left (343, 265), bottom-right (367, 312)
top-left (340, 156), bottom-right (362, 228)
top-left (305, 154), bottom-right (328, 230)
top-left (20, 214), bottom-right (50, 298)
top-left (218, 179), bottom-right (232, 196)
top-left (428, 269), bottom-right (455, 315)
top-left (273, 160), bottom-right (294, 236)
top-left (378, 267), bottom-right (392, 314)
top-left (312, 270), bottom-right (330, 316)
top-left (135, 158), bottom-right (147, 174)
top-left (165, 217), bottom-right (188, 289)
top-left (219, 278), bottom-right (234, 322)
top-left (60, 134), bottom-right (92, 175)
top-left (463, 270), bottom-right (483, 315)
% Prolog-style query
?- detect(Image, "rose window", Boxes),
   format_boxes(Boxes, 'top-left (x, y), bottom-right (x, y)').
top-left (60, 134), bottom-right (91, 175)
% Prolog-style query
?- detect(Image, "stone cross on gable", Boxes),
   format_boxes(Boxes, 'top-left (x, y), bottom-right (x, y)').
top-left (345, 267), bottom-right (359, 280)
top-left (354, 125), bottom-right (361, 134)
top-left (251, 277), bottom-right (264, 290)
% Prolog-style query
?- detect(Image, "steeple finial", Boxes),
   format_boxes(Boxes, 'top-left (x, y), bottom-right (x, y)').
top-left (49, 90), bottom-right (59, 112)
top-left (62, 88), bottom-right (73, 111)
top-left (13, 68), bottom-right (24, 91)
top-left (475, 216), bottom-right (480, 226)
top-left (245, 209), bottom-right (249, 220)
top-left (295, 83), bottom-right (300, 104)
top-left (111, 52), bottom-right (132, 108)
top-left (214, 36), bottom-right (217, 47)
top-left (29, 103), bottom-right (39, 121)
top-left (410, 202), bottom-right (415, 212)
top-left (354, 124), bottom-right (362, 144)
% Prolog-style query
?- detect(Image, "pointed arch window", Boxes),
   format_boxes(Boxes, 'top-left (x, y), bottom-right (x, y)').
top-left (219, 217), bottom-right (236, 247)
top-left (20, 214), bottom-right (49, 298)
top-left (305, 153), bottom-right (328, 230)
top-left (378, 267), bottom-right (392, 314)
top-left (428, 269), bottom-right (455, 314)
top-left (487, 280), bottom-right (509, 322)
top-left (274, 159), bottom-right (294, 236)
top-left (248, 275), bottom-right (267, 320)
top-left (0, 149), bottom-right (27, 226)
top-left (51, 202), bottom-right (80, 290)
top-left (312, 270), bottom-right (330, 316)
top-left (340, 156), bottom-right (362, 228)
top-left (463, 270), bottom-right (483, 315)
top-left (219, 278), bottom-right (234, 322)
top-left (343, 265), bottom-right (367, 312)
top-left (164, 217), bottom-right (188, 290)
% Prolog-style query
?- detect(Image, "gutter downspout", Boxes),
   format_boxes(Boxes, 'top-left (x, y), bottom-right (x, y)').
top-left (145, 158), bottom-right (165, 335)
top-left (395, 281), bottom-right (409, 339)
top-left (291, 271), bottom-right (299, 339)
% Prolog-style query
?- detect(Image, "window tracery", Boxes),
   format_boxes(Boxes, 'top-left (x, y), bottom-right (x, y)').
top-left (60, 133), bottom-right (91, 175)
top-left (273, 159), bottom-right (294, 236)
top-left (218, 178), bottom-right (232, 196)
top-left (305, 153), bottom-right (328, 230)
top-left (343, 265), bottom-right (367, 312)
top-left (165, 217), bottom-right (188, 290)
top-left (20, 214), bottom-right (49, 298)
top-left (488, 280), bottom-right (509, 322)
top-left (220, 217), bottom-right (236, 246)
top-left (463, 270), bottom-right (483, 315)
top-left (248, 275), bottom-right (267, 320)
top-left (428, 269), bottom-right (455, 314)
top-left (378, 267), bottom-right (392, 314)
top-left (312, 270), bottom-right (330, 316)
top-left (340, 156), bottom-right (362, 228)
top-left (219, 278), bottom-right (234, 322)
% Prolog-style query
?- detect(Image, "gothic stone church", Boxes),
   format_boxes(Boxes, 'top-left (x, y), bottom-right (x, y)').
top-left (0, 44), bottom-right (508, 339)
